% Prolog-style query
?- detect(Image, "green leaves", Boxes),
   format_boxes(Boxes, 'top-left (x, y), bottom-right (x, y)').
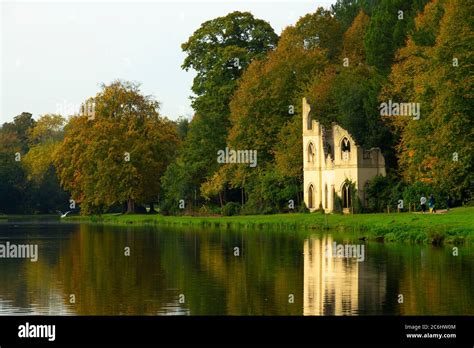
top-left (182, 11), bottom-right (278, 98)
top-left (364, 0), bottom-right (429, 73)
top-left (161, 12), bottom-right (278, 209)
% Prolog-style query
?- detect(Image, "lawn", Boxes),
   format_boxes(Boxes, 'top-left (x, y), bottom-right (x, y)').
top-left (65, 206), bottom-right (474, 244)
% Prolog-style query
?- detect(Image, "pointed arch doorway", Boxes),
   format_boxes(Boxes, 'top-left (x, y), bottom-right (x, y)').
top-left (308, 184), bottom-right (314, 209)
top-left (342, 182), bottom-right (351, 212)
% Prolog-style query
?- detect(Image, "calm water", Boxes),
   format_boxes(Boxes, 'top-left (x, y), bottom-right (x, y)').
top-left (0, 221), bottom-right (472, 315)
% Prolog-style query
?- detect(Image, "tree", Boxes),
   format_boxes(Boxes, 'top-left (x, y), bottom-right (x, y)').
top-left (22, 114), bottom-right (69, 213)
top-left (331, 0), bottom-right (362, 32)
top-left (282, 7), bottom-right (343, 60)
top-left (54, 81), bottom-right (180, 214)
top-left (23, 114), bottom-right (65, 182)
top-left (342, 10), bottom-right (370, 65)
top-left (182, 11), bottom-right (278, 100)
top-left (305, 10), bottom-right (393, 161)
top-left (381, 0), bottom-right (473, 203)
top-left (0, 113), bottom-right (36, 213)
top-left (0, 152), bottom-right (28, 213)
top-left (175, 116), bottom-right (190, 141)
top-left (364, 0), bottom-right (429, 73)
top-left (199, 8), bottom-right (340, 211)
top-left (162, 12), bottom-right (278, 209)
top-left (1, 112), bottom-right (35, 153)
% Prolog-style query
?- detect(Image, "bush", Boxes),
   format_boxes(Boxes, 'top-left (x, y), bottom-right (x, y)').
top-left (365, 174), bottom-right (405, 212)
top-left (298, 202), bottom-right (310, 213)
top-left (240, 199), bottom-right (261, 215)
top-left (198, 204), bottom-right (221, 215)
top-left (221, 202), bottom-right (241, 216)
top-left (402, 182), bottom-right (433, 211)
top-left (159, 199), bottom-right (184, 216)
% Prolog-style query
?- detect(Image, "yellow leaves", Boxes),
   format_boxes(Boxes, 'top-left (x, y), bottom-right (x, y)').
top-left (23, 141), bottom-right (60, 182)
top-left (53, 81), bottom-right (180, 213)
top-left (201, 167), bottom-right (228, 200)
top-left (21, 114), bottom-right (66, 182)
top-left (27, 114), bottom-right (65, 144)
top-left (342, 10), bottom-right (370, 64)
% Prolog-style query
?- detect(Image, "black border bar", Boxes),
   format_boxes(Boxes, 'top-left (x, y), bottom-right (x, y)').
top-left (0, 316), bottom-right (472, 346)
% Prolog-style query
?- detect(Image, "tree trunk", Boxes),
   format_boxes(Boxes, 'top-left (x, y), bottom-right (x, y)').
top-left (126, 198), bottom-right (135, 214)
top-left (219, 191), bottom-right (223, 208)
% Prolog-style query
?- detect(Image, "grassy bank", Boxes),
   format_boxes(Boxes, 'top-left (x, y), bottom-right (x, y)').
top-left (65, 207), bottom-right (474, 244)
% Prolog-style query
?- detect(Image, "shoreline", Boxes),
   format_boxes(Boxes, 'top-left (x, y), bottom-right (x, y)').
top-left (2, 207), bottom-right (472, 244)
top-left (59, 206), bottom-right (474, 245)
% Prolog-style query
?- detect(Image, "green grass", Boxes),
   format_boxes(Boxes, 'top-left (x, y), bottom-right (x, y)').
top-left (65, 206), bottom-right (474, 244)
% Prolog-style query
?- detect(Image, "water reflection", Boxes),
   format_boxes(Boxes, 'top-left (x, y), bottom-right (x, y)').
top-left (303, 236), bottom-right (387, 315)
top-left (0, 222), bottom-right (472, 315)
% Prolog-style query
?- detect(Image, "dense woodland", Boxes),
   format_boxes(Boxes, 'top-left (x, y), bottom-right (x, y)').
top-left (0, 0), bottom-right (472, 215)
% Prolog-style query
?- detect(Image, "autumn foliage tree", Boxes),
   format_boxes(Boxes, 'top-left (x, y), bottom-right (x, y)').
top-left (54, 81), bottom-right (180, 214)
top-left (380, 0), bottom-right (473, 203)
top-left (200, 8), bottom-right (341, 211)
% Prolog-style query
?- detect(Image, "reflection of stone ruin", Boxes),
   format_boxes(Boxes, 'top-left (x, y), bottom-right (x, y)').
top-left (302, 97), bottom-right (386, 213)
top-left (303, 236), bottom-right (387, 315)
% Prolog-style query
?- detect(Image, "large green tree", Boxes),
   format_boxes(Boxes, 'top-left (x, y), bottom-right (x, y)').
top-left (364, 0), bottom-right (429, 73)
top-left (0, 113), bottom-right (35, 213)
top-left (162, 12), bottom-right (278, 209)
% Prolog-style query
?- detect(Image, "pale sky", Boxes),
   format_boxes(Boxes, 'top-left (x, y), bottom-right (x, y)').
top-left (1, 0), bottom-right (335, 124)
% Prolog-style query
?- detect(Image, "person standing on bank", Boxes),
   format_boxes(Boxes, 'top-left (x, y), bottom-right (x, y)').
top-left (420, 194), bottom-right (427, 213)
top-left (429, 194), bottom-right (435, 213)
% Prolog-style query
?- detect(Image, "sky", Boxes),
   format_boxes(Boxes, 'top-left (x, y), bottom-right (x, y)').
top-left (1, 0), bottom-right (336, 124)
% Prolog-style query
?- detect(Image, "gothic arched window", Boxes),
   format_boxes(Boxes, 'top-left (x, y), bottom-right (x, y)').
top-left (342, 183), bottom-right (351, 209)
top-left (307, 142), bottom-right (315, 163)
top-left (341, 137), bottom-right (351, 161)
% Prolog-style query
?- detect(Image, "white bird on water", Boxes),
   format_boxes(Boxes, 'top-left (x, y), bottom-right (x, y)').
top-left (57, 211), bottom-right (71, 218)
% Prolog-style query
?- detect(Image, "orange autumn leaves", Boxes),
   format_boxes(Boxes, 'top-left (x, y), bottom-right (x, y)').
top-left (54, 81), bottom-right (180, 214)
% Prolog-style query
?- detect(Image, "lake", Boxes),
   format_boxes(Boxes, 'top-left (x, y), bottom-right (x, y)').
top-left (0, 221), bottom-right (472, 315)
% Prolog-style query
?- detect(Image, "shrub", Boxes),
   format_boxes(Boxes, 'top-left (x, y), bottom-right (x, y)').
top-left (402, 181), bottom-right (433, 211)
top-left (159, 199), bottom-right (184, 216)
top-left (221, 202), bottom-right (241, 216)
top-left (365, 174), bottom-right (405, 212)
top-left (298, 202), bottom-right (310, 213)
top-left (198, 204), bottom-right (221, 215)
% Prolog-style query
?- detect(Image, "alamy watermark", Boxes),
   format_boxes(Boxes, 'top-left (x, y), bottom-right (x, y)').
top-left (55, 100), bottom-right (95, 120)
top-left (18, 322), bottom-right (55, 341)
top-left (325, 241), bottom-right (365, 262)
top-left (217, 147), bottom-right (257, 168)
top-left (380, 100), bottom-right (420, 120)
top-left (0, 242), bottom-right (38, 262)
